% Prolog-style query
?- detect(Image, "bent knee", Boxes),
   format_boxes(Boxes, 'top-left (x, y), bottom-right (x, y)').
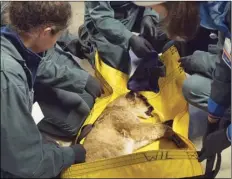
top-left (182, 77), bottom-right (195, 102)
top-left (64, 110), bottom-right (90, 137)
top-left (182, 75), bottom-right (211, 105)
top-left (63, 126), bottom-right (79, 137)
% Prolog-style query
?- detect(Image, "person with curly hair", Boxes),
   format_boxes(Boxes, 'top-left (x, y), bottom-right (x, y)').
top-left (1, 2), bottom-right (89, 178)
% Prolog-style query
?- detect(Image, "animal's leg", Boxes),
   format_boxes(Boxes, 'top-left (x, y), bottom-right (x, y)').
top-left (133, 140), bottom-right (151, 150)
top-left (130, 123), bottom-right (186, 148)
top-left (129, 123), bottom-right (169, 151)
top-left (130, 123), bottom-right (170, 141)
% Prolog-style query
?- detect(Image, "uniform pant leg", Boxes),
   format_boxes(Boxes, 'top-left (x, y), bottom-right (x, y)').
top-left (182, 55), bottom-right (231, 139)
top-left (182, 51), bottom-right (231, 113)
top-left (35, 84), bottom-right (94, 139)
top-left (185, 75), bottom-right (231, 140)
top-left (181, 50), bottom-right (219, 109)
top-left (182, 74), bottom-right (212, 112)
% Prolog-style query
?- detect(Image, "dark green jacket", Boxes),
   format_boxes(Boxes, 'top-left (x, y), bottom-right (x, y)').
top-left (1, 28), bottom-right (76, 178)
top-left (1, 1), bottom-right (90, 94)
top-left (36, 42), bottom-right (89, 93)
top-left (84, 1), bottom-right (159, 50)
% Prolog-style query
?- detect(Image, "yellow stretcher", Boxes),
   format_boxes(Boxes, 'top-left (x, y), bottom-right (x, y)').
top-left (61, 45), bottom-right (205, 178)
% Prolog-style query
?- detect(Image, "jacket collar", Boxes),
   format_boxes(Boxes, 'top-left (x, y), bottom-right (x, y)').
top-left (1, 26), bottom-right (42, 65)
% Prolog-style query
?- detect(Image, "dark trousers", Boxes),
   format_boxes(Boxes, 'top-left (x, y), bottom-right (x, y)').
top-left (34, 83), bottom-right (94, 140)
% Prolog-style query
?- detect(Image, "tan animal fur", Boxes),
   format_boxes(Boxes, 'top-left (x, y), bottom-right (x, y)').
top-left (83, 91), bottom-right (181, 163)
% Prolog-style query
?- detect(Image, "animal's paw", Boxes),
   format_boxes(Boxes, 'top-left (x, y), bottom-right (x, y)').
top-left (149, 124), bottom-right (169, 140)
top-left (163, 126), bottom-right (175, 138)
top-left (164, 127), bottom-right (187, 148)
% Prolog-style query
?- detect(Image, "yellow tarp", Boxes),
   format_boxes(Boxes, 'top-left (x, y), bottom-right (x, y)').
top-left (61, 45), bottom-right (203, 178)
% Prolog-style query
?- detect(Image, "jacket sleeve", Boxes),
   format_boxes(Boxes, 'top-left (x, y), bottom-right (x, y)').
top-left (143, 6), bottom-right (159, 20)
top-left (1, 72), bottom-right (76, 178)
top-left (207, 32), bottom-right (231, 119)
top-left (36, 45), bottom-right (89, 94)
top-left (85, 1), bottom-right (134, 50)
top-left (56, 30), bottom-right (79, 52)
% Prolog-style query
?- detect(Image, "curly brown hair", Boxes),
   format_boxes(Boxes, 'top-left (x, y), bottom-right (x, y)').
top-left (161, 2), bottom-right (200, 41)
top-left (8, 1), bottom-right (72, 34)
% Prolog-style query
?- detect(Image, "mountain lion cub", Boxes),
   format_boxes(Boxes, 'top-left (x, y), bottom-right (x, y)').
top-left (83, 91), bottom-right (185, 162)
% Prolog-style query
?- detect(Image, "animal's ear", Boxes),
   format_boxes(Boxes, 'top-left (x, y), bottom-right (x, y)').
top-left (125, 91), bottom-right (136, 100)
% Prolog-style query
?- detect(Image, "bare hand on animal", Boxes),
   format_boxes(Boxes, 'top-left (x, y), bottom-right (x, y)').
top-left (82, 91), bottom-right (186, 162)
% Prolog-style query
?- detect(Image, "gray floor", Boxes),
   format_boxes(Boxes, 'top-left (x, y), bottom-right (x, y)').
top-left (55, 2), bottom-right (232, 178)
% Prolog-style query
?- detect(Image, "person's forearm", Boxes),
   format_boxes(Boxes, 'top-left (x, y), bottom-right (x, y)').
top-left (85, 1), bottom-right (134, 50)
top-left (30, 145), bottom-right (75, 178)
top-left (94, 17), bottom-right (133, 49)
top-left (1, 82), bottom-right (76, 178)
top-left (143, 7), bottom-right (159, 19)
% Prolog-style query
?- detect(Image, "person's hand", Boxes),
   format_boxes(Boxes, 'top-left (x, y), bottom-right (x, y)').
top-left (198, 127), bottom-right (231, 162)
top-left (178, 56), bottom-right (192, 67)
top-left (203, 116), bottom-right (220, 140)
top-left (85, 75), bottom-right (104, 98)
top-left (178, 55), bottom-right (196, 75)
top-left (71, 144), bottom-right (86, 163)
top-left (129, 35), bottom-right (154, 58)
top-left (140, 16), bottom-right (158, 40)
top-left (162, 40), bottom-right (176, 53)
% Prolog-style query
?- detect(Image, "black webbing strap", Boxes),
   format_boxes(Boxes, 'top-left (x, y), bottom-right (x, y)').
top-left (75, 124), bottom-right (94, 144)
top-left (181, 119), bottom-right (230, 178)
top-left (180, 152), bottom-right (222, 179)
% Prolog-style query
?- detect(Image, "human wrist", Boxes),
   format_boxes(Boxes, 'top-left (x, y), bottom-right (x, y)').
top-left (208, 98), bottom-right (227, 118)
top-left (61, 147), bottom-right (76, 167)
top-left (70, 144), bottom-right (86, 163)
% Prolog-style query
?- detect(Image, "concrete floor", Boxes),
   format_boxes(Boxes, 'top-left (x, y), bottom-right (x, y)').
top-left (69, 2), bottom-right (85, 34)
top-left (35, 2), bottom-right (231, 178)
